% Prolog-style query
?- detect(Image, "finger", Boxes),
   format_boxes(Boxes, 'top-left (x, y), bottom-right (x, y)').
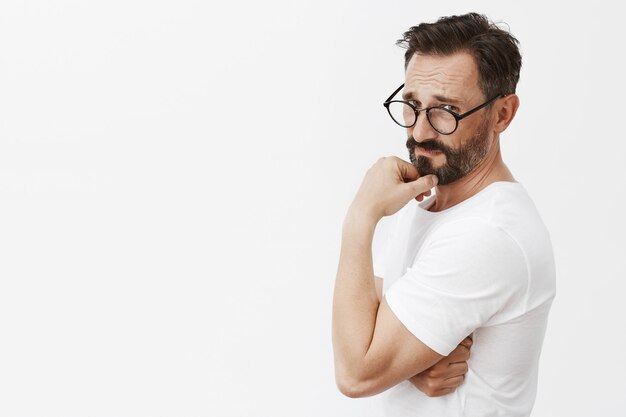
top-left (447, 344), bottom-right (470, 362)
top-left (448, 346), bottom-right (470, 363)
top-left (441, 375), bottom-right (465, 389)
top-left (406, 174), bottom-right (438, 197)
top-left (423, 362), bottom-right (446, 379)
top-left (395, 157), bottom-right (419, 181)
top-left (460, 336), bottom-right (473, 349)
top-left (415, 188), bottom-right (433, 202)
top-left (445, 362), bottom-right (469, 378)
top-left (430, 387), bottom-right (455, 397)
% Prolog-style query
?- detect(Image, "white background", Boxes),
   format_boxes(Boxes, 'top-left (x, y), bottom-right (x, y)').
top-left (0, 1), bottom-right (624, 416)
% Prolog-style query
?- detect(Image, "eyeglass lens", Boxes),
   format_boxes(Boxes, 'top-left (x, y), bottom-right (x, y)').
top-left (387, 102), bottom-right (457, 134)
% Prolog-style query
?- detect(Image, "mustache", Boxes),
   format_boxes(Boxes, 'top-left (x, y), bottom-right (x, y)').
top-left (406, 136), bottom-right (446, 152)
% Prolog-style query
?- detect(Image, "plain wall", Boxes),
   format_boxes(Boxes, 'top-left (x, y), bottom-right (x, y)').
top-left (1, 1), bottom-right (624, 416)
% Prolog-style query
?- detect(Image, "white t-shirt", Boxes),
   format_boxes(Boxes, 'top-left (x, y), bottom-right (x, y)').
top-left (372, 181), bottom-right (556, 417)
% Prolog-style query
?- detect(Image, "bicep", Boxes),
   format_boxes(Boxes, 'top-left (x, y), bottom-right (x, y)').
top-left (356, 297), bottom-right (443, 397)
top-left (383, 220), bottom-right (528, 354)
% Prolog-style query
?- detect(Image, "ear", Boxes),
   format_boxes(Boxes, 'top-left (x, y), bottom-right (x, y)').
top-left (492, 94), bottom-right (519, 134)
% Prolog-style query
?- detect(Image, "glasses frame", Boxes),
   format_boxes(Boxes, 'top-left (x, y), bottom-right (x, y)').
top-left (383, 83), bottom-right (503, 135)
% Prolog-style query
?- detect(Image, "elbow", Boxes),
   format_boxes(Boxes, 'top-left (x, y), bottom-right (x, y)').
top-left (336, 378), bottom-right (365, 398)
top-left (335, 373), bottom-right (375, 398)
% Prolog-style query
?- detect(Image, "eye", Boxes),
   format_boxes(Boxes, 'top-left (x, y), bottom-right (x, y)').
top-left (440, 104), bottom-right (458, 112)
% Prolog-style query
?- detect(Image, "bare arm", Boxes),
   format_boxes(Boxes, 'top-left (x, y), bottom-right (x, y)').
top-left (332, 157), bottom-right (442, 398)
top-left (374, 276), bottom-right (384, 302)
top-left (373, 274), bottom-right (471, 398)
top-left (409, 336), bottom-right (472, 397)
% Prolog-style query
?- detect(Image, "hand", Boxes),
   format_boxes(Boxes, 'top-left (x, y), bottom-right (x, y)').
top-left (409, 336), bottom-right (473, 397)
top-left (349, 156), bottom-right (438, 221)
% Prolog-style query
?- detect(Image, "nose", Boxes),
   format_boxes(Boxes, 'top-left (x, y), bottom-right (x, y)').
top-left (408, 110), bottom-right (438, 143)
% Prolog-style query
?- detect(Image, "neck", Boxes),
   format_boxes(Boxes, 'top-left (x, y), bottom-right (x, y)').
top-left (429, 142), bottom-right (515, 212)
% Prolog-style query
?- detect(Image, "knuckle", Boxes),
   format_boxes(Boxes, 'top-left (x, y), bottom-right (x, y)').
top-left (431, 389), bottom-right (447, 398)
top-left (425, 388), bottom-right (437, 397)
top-left (374, 156), bottom-right (387, 167)
top-left (426, 379), bottom-right (439, 390)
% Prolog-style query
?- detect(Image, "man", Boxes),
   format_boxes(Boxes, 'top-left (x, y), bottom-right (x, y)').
top-left (332, 12), bottom-right (556, 416)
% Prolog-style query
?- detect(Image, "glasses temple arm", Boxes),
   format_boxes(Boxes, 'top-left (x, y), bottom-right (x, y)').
top-left (457, 94), bottom-right (504, 120)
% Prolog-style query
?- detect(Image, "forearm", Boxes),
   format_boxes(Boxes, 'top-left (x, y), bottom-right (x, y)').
top-left (331, 157), bottom-right (438, 397)
top-left (332, 209), bottom-right (380, 382)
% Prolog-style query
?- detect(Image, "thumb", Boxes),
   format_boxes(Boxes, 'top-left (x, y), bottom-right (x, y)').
top-left (406, 174), bottom-right (438, 196)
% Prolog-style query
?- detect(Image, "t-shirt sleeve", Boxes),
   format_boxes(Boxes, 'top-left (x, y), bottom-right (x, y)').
top-left (384, 218), bottom-right (528, 356)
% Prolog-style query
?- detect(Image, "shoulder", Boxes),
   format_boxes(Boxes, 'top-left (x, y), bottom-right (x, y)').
top-left (416, 217), bottom-right (529, 292)
top-left (423, 182), bottom-right (549, 261)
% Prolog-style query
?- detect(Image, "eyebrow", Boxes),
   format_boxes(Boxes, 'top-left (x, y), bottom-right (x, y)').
top-left (402, 91), bottom-right (463, 106)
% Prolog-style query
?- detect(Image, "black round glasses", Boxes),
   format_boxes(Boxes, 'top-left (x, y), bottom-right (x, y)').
top-left (383, 83), bottom-right (503, 135)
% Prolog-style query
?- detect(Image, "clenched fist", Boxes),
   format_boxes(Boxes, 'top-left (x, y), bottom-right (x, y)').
top-left (349, 156), bottom-right (438, 222)
top-left (410, 336), bottom-right (473, 397)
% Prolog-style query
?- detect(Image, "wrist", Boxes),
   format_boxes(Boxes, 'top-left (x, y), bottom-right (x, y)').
top-left (343, 206), bottom-right (379, 237)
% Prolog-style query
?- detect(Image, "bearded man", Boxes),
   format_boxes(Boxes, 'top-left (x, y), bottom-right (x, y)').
top-left (332, 12), bottom-right (555, 417)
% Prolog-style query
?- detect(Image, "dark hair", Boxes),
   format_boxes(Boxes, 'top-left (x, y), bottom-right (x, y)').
top-left (397, 13), bottom-right (521, 99)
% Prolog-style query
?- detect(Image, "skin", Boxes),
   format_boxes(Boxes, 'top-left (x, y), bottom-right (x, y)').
top-left (404, 52), bottom-right (519, 211)
top-left (410, 336), bottom-right (473, 397)
top-left (332, 51), bottom-right (519, 398)
top-left (375, 277), bottom-right (473, 397)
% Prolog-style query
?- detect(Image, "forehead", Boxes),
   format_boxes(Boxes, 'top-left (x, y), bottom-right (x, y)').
top-left (404, 52), bottom-right (481, 103)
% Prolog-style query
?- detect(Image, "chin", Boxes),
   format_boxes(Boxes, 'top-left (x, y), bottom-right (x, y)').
top-left (415, 156), bottom-right (442, 175)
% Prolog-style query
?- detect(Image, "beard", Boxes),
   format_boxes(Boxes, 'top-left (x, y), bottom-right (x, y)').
top-left (406, 118), bottom-right (491, 185)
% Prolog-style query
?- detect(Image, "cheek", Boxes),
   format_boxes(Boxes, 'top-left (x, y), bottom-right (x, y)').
top-left (446, 131), bottom-right (470, 150)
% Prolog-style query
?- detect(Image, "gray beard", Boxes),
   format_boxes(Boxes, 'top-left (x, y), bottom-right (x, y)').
top-left (407, 120), bottom-right (491, 185)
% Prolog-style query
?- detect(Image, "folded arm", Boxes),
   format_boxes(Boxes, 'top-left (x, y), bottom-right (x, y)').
top-left (333, 161), bottom-right (442, 397)
top-left (374, 276), bottom-right (472, 397)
